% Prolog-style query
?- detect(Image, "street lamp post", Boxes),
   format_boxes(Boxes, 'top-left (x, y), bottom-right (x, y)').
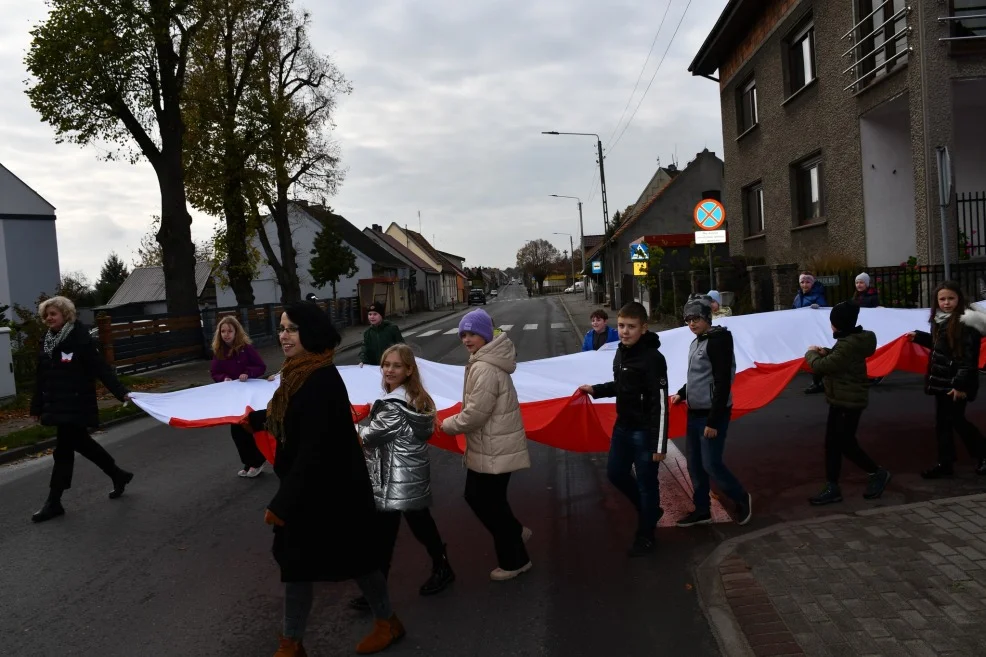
top-left (550, 194), bottom-right (588, 300)
top-left (543, 131), bottom-right (616, 308)
top-left (553, 232), bottom-right (576, 292)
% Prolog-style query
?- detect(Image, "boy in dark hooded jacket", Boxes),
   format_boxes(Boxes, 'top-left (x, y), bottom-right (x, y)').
top-left (358, 302), bottom-right (405, 368)
top-left (579, 302), bottom-right (669, 557)
top-left (804, 302), bottom-right (890, 505)
top-left (671, 295), bottom-right (752, 527)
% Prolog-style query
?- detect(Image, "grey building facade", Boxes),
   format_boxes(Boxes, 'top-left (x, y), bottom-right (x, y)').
top-left (689, 0), bottom-right (986, 269)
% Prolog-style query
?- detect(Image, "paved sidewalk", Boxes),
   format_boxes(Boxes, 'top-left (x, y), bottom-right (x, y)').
top-left (700, 493), bottom-right (986, 657)
top-left (556, 291), bottom-right (678, 336)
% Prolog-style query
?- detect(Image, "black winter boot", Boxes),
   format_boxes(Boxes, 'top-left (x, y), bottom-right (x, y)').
top-left (921, 463), bottom-right (954, 480)
top-left (109, 468), bottom-right (134, 499)
top-left (32, 489), bottom-right (66, 523)
top-left (419, 546), bottom-right (455, 596)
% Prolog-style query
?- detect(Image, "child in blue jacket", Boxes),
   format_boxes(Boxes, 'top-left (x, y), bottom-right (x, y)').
top-left (581, 309), bottom-right (620, 352)
top-left (793, 273), bottom-right (828, 309)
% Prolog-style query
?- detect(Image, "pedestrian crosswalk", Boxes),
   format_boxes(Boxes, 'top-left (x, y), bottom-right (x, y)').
top-left (402, 322), bottom-right (570, 339)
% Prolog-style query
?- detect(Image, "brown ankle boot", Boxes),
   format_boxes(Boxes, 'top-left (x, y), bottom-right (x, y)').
top-left (274, 636), bottom-right (307, 657)
top-left (355, 615), bottom-right (406, 654)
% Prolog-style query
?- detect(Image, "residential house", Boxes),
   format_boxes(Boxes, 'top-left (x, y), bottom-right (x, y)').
top-left (216, 201), bottom-right (403, 313)
top-left (585, 150), bottom-right (725, 308)
top-left (438, 250), bottom-right (469, 302)
top-left (0, 163), bottom-right (60, 315)
top-left (384, 224), bottom-right (466, 305)
top-left (688, 0), bottom-right (986, 271)
top-left (97, 262), bottom-right (216, 318)
top-left (364, 224), bottom-right (441, 311)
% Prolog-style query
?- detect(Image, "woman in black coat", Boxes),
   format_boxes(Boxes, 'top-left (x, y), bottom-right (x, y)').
top-left (30, 296), bottom-right (133, 523)
top-left (908, 281), bottom-right (986, 479)
top-left (249, 301), bottom-right (405, 657)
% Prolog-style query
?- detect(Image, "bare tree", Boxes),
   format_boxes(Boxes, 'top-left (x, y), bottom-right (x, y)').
top-left (516, 239), bottom-right (561, 292)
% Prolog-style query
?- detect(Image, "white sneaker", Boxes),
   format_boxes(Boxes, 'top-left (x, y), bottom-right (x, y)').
top-left (244, 465), bottom-right (265, 478)
top-left (237, 468), bottom-right (249, 478)
top-left (490, 561), bottom-right (532, 581)
top-left (521, 527), bottom-right (533, 543)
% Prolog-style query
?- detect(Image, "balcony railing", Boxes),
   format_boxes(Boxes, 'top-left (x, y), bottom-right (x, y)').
top-left (939, 3), bottom-right (986, 43)
top-left (842, 1), bottom-right (913, 92)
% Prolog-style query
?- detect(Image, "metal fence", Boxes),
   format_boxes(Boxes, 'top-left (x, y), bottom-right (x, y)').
top-left (97, 313), bottom-right (205, 375)
top-left (812, 262), bottom-right (986, 309)
top-left (958, 191), bottom-right (986, 260)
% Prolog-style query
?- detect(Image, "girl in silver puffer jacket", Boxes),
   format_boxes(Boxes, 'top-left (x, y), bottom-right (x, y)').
top-left (349, 344), bottom-right (454, 612)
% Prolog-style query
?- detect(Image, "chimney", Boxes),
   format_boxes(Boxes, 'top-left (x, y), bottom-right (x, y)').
top-left (372, 224), bottom-right (383, 232)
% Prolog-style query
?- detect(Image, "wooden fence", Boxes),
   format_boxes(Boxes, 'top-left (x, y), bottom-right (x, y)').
top-left (96, 313), bottom-right (204, 375)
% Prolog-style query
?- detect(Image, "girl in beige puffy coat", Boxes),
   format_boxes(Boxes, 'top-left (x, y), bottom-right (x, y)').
top-left (441, 309), bottom-right (532, 581)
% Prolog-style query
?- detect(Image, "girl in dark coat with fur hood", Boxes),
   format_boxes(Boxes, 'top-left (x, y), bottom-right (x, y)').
top-left (908, 281), bottom-right (986, 479)
top-left (30, 296), bottom-right (133, 523)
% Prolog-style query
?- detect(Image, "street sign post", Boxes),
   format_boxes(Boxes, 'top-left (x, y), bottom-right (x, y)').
top-left (694, 199), bottom-right (727, 287)
top-left (630, 243), bottom-right (649, 261)
top-left (936, 146), bottom-right (952, 281)
top-left (591, 260), bottom-right (602, 274)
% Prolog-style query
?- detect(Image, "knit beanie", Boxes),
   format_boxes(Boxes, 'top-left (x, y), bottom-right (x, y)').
top-left (458, 308), bottom-right (495, 343)
top-left (368, 301), bottom-right (385, 317)
top-left (799, 273), bottom-right (815, 285)
top-left (855, 272), bottom-right (870, 287)
top-left (830, 301), bottom-right (859, 333)
top-left (707, 290), bottom-right (723, 306)
top-left (683, 295), bottom-right (712, 322)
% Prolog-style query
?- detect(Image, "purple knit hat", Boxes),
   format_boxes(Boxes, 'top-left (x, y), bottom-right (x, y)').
top-left (458, 309), bottom-right (495, 343)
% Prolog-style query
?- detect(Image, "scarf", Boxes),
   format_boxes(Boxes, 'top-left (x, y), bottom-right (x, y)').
top-left (265, 350), bottom-right (335, 443)
top-left (934, 311), bottom-right (952, 325)
top-left (43, 322), bottom-right (75, 357)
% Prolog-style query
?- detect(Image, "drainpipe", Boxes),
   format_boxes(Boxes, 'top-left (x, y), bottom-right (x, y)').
top-left (917, 2), bottom-right (934, 266)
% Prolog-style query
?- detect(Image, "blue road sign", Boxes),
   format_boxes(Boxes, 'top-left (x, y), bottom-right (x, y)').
top-left (591, 260), bottom-right (603, 274)
top-left (630, 243), bottom-right (649, 261)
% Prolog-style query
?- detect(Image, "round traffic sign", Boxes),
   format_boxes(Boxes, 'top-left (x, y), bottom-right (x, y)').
top-left (694, 199), bottom-right (726, 230)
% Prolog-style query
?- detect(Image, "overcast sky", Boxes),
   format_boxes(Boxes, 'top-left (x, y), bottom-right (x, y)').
top-left (0, 0), bottom-right (726, 282)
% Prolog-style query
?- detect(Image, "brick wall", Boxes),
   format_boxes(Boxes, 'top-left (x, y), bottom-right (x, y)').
top-left (721, 0), bottom-right (800, 86)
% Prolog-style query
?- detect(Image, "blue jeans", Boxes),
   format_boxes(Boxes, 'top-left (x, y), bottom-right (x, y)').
top-left (685, 415), bottom-right (747, 512)
top-left (607, 424), bottom-right (662, 539)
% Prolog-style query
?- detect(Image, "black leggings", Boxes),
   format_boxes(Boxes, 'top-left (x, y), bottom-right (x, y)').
top-left (230, 424), bottom-right (266, 469)
top-left (824, 406), bottom-right (878, 483)
top-left (935, 394), bottom-right (986, 464)
top-left (377, 508), bottom-right (445, 576)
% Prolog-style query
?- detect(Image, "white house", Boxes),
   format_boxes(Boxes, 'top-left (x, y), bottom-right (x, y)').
top-left (216, 201), bottom-right (403, 310)
top-left (0, 163), bottom-right (61, 315)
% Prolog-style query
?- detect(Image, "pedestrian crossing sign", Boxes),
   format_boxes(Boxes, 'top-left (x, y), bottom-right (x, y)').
top-left (630, 243), bottom-right (649, 261)
top-left (633, 261), bottom-right (648, 277)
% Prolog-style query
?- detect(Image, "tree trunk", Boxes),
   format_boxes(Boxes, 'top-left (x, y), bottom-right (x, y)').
top-left (222, 153), bottom-right (256, 307)
top-left (272, 194), bottom-right (301, 303)
top-left (156, 152), bottom-right (200, 316)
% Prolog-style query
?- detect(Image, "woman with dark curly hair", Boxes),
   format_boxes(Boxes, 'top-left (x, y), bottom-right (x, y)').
top-left (30, 295), bottom-right (133, 523)
top-left (249, 301), bottom-right (404, 656)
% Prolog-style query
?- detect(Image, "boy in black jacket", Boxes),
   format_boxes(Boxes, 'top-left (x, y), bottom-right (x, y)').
top-left (579, 302), bottom-right (669, 557)
top-left (671, 295), bottom-right (752, 527)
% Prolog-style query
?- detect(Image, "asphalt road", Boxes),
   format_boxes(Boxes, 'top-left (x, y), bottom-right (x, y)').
top-left (5, 285), bottom-right (986, 656)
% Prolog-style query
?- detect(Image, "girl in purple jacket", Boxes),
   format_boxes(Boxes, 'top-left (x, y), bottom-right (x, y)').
top-left (210, 316), bottom-right (268, 477)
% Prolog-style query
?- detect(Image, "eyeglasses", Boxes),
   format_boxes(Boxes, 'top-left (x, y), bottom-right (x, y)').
top-left (684, 316), bottom-right (704, 324)
top-left (276, 326), bottom-right (299, 334)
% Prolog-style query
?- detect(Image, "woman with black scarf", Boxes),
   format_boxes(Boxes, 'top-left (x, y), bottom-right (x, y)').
top-left (249, 301), bottom-right (404, 656)
top-left (30, 295), bottom-right (133, 523)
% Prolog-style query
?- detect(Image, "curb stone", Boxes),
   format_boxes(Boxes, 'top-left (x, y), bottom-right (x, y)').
top-left (694, 492), bottom-right (986, 657)
top-left (0, 309), bottom-right (464, 467)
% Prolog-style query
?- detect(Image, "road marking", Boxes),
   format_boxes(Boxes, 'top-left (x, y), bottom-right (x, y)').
top-left (550, 323), bottom-right (565, 329)
top-left (417, 329), bottom-right (441, 337)
top-left (523, 324), bottom-right (538, 330)
top-left (443, 328), bottom-right (459, 335)
top-left (499, 324), bottom-right (513, 331)
top-left (402, 330), bottom-right (418, 337)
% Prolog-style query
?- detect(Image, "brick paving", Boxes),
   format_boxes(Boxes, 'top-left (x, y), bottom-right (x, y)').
top-left (714, 494), bottom-right (986, 657)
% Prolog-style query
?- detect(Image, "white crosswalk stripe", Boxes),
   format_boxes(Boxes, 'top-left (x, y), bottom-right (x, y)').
top-left (550, 323), bottom-right (565, 329)
top-left (417, 329), bottom-right (441, 337)
top-left (523, 324), bottom-right (538, 330)
top-left (443, 328), bottom-right (459, 335)
top-left (406, 322), bottom-right (581, 339)
top-left (402, 331), bottom-right (418, 337)
top-left (499, 325), bottom-right (513, 331)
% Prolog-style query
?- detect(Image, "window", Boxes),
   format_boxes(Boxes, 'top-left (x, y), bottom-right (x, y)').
top-left (787, 22), bottom-right (815, 94)
top-left (850, 0), bottom-right (908, 90)
top-left (737, 77), bottom-right (758, 134)
top-left (793, 155), bottom-right (823, 224)
top-left (950, 1), bottom-right (986, 40)
top-left (743, 183), bottom-right (765, 236)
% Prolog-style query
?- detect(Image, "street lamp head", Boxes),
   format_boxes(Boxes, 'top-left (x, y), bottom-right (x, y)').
top-left (541, 131), bottom-right (559, 135)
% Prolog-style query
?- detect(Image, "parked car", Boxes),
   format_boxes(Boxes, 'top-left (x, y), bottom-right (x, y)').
top-left (468, 288), bottom-right (487, 305)
top-left (489, 289), bottom-right (498, 297)
top-left (564, 286), bottom-right (574, 294)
